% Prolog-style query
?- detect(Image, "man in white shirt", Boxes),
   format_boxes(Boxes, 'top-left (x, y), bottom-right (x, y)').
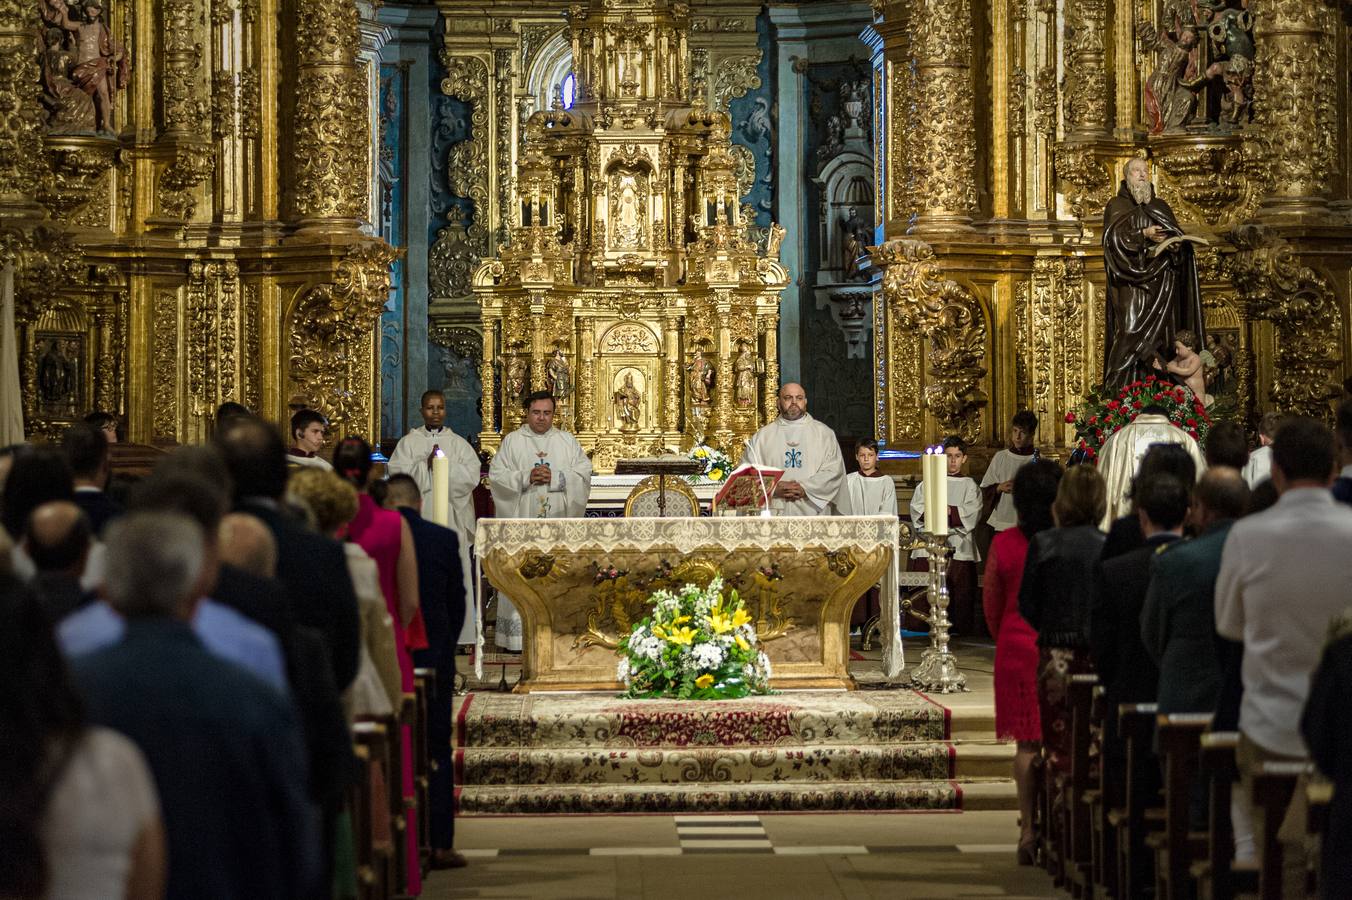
top-left (387, 390), bottom-right (481, 543)
top-left (1241, 411), bottom-right (1282, 488)
top-left (1097, 404), bottom-right (1205, 527)
top-left (1215, 417), bottom-right (1352, 896)
top-left (980, 410), bottom-right (1039, 534)
top-left (741, 383), bottom-right (845, 516)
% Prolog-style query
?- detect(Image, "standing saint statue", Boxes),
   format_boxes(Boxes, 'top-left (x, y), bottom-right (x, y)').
top-left (613, 372), bottom-right (641, 431)
top-left (687, 352), bottom-right (714, 404)
top-left (546, 348), bottom-right (571, 402)
top-left (1101, 158), bottom-right (1205, 391)
top-left (43, 0), bottom-right (128, 134)
top-left (734, 346), bottom-right (756, 408)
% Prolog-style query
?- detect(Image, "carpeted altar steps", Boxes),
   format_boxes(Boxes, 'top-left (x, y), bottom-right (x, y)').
top-left (453, 690), bottom-right (1015, 815)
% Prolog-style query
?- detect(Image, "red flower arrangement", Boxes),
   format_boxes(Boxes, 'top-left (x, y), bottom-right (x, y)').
top-left (1065, 377), bottom-right (1212, 460)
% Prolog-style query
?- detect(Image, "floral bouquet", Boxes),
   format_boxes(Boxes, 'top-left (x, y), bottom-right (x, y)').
top-left (1064, 375), bottom-right (1212, 461)
top-left (617, 577), bottom-right (773, 700)
top-left (686, 444), bottom-right (733, 483)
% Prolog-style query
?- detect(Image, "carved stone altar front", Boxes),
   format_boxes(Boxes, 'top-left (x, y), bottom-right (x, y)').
top-left (476, 516), bottom-right (903, 692)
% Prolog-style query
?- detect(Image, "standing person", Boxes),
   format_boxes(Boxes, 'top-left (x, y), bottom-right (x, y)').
top-left (61, 423), bottom-right (123, 535)
top-left (1204, 420), bottom-right (1249, 470)
top-left (1101, 442), bottom-right (1199, 561)
top-left (980, 411), bottom-right (1040, 536)
top-left (72, 513), bottom-right (318, 899)
top-left (1242, 411), bottom-right (1283, 488)
top-left (488, 392), bottom-right (592, 651)
top-left (1097, 402), bottom-right (1205, 528)
top-left (1334, 399), bottom-right (1352, 505)
top-left (983, 458), bottom-right (1062, 864)
top-left (1302, 622), bottom-right (1352, 900)
top-left (387, 389), bottom-right (480, 545)
top-left (909, 436), bottom-right (983, 635)
top-left (82, 410), bottom-right (119, 444)
top-left (286, 409), bottom-right (332, 471)
top-left (0, 575), bottom-right (165, 900)
top-left (1215, 417), bottom-right (1352, 898)
top-left (840, 438), bottom-right (898, 632)
top-left (1018, 465), bottom-right (1107, 778)
top-left (741, 383), bottom-right (846, 516)
top-left (382, 473), bottom-right (468, 870)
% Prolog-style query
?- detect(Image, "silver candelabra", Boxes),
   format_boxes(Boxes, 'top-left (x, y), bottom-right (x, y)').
top-left (904, 531), bottom-right (967, 694)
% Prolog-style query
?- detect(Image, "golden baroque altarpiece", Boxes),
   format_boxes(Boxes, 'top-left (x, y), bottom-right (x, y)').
top-left (4, 0), bottom-right (1352, 450)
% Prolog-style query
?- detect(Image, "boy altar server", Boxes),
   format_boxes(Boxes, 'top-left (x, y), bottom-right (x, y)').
top-left (980, 410), bottom-right (1039, 534)
top-left (841, 438), bottom-right (898, 517)
top-left (741, 383), bottom-right (845, 516)
top-left (487, 392), bottom-right (592, 650)
top-left (909, 435), bottom-right (983, 634)
top-left (387, 389), bottom-right (481, 544)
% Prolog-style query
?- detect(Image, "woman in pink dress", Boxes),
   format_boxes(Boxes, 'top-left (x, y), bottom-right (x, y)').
top-left (334, 437), bottom-right (424, 894)
top-left (982, 458), bottom-right (1062, 864)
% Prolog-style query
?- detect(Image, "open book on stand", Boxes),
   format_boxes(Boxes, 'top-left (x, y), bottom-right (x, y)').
top-left (713, 463), bottom-right (785, 512)
top-left (1149, 233), bottom-right (1209, 258)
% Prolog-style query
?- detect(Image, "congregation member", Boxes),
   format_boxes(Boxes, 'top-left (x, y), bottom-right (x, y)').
top-left (1302, 619), bottom-right (1352, 899)
top-left (980, 410), bottom-right (1040, 536)
top-left (23, 501), bottom-right (93, 620)
top-left (982, 458), bottom-right (1062, 865)
top-left (3, 446), bottom-right (76, 583)
top-left (841, 438), bottom-right (898, 632)
top-left (62, 422), bottom-right (123, 534)
top-left (383, 472), bottom-right (469, 869)
top-left (489, 391), bottom-right (592, 650)
top-left (82, 409), bottom-right (120, 444)
top-left (1096, 403), bottom-right (1204, 527)
top-left (1204, 420), bottom-right (1249, 471)
top-left (742, 382), bottom-right (845, 516)
top-left (72, 512), bottom-right (318, 899)
top-left (1334, 397), bottom-right (1352, 504)
top-left (333, 436), bottom-right (425, 895)
top-left (1242, 411), bottom-right (1282, 488)
top-left (1101, 442), bottom-right (1197, 560)
top-left (218, 510), bottom-right (279, 579)
top-left (1215, 417), bottom-right (1352, 898)
top-left (287, 408), bottom-right (333, 471)
top-left (215, 416), bottom-right (361, 691)
top-left (909, 435), bottom-right (982, 635)
top-left (1018, 465), bottom-right (1106, 777)
top-left (0, 575), bottom-right (166, 900)
top-left (387, 388), bottom-right (481, 544)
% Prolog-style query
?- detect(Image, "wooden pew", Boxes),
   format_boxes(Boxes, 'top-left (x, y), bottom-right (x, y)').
top-left (1190, 731), bottom-right (1257, 900)
top-left (1065, 674), bottom-right (1099, 898)
top-left (352, 719), bottom-right (396, 900)
top-left (1085, 685), bottom-right (1119, 900)
top-left (393, 694), bottom-right (416, 898)
top-left (1040, 668), bottom-right (1068, 886)
top-left (1111, 703), bottom-right (1162, 900)
top-left (413, 668), bottom-right (434, 873)
top-left (1250, 760), bottom-right (1311, 900)
top-left (1148, 713), bottom-right (1212, 900)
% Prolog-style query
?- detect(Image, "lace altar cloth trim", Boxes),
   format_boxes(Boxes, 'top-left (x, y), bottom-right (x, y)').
top-left (472, 515), bottom-right (904, 682)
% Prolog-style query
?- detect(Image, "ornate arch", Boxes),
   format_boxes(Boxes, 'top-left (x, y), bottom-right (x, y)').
top-left (523, 29), bottom-right (573, 113)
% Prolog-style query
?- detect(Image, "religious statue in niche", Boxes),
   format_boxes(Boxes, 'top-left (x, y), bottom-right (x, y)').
top-left (1139, 14), bottom-right (1203, 134)
top-left (687, 352), bottom-right (714, 404)
top-left (1197, 0), bottom-right (1254, 129)
top-left (38, 0), bottom-right (128, 134)
top-left (505, 356), bottom-right (528, 402)
top-left (1101, 158), bottom-right (1206, 391)
top-left (839, 206), bottom-right (870, 281)
top-left (613, 371), bottom-right (642, 432)
top-left (608, 169), bottom-right (648, 250)
top-left (1140, 1), bottom-right (1254, 134)
top-left (438, 346), bottom-right (478, 400)
top-left (37, 335), bottom-right (81, 416)
top-left (733, 344), bottom-right (757, 408)
top-left (546, 348), bottom-right (572, 401)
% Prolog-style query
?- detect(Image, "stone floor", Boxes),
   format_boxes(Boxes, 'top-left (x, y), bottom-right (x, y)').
top-left (421, 810), bottom-right (1068, 899)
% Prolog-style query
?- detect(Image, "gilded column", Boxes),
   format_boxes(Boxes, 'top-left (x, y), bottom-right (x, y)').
top-left (0, 0), bottom-right (47, 222)
top-left (291, 0), bottom-right (369, 233)
top-left (711, 294), bottom-right (735, 444)
top-left (909, 0), bottom-right (977, 233)
top-left (1251, 0), bottom-right (1336, 219)
top-left (661, 314), bottom-right (680, 434)
top-left (1062, 0), bottom-right (1110, 140)
top-left (576, 316), bottom-right (596, 432)
top-left (761, 312), bottom-right (778, 423)
top-left (479, 325), bottom-right (496, 434)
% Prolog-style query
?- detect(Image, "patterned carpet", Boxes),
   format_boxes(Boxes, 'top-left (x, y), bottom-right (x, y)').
top-left (454, 690), bottom-right (961, 815)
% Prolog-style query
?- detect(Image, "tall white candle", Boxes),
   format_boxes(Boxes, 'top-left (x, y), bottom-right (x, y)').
top-left (923, 449), bottom-right (939, 534)
top-left (430, 448), bottom-right (450, 527)
top-left (933, 448), bottom-right (949, 536)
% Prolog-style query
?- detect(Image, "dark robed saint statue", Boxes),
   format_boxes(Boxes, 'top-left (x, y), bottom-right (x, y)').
top-left (1101, 158), bottom-right (1206, 390)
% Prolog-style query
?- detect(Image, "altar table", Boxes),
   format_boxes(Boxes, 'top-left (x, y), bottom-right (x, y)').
top-left (474, 515), bottom-right (904, 692)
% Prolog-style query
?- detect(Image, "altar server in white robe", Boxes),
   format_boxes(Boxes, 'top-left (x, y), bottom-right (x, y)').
top-left (741, 383), bottom-right (846, 516)
top-left (840, 438), bottom-right (898, 630)
top-left (979, 410), bottom-right (1040, 534)
top-left (488, 391), bottom-right (592, 650)
top-left (909, 435), bottom-right (983, 634)
top-left (387, 389), bottom-right (481, 543)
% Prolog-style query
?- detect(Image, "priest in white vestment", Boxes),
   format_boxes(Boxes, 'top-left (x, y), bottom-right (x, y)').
top-left (741, 383), bottom-right (845, 516)
top-left (387, 389), bottom-right (481, 543)
top-left (487, 391), bottom-right (592, 650)
top-left (1097, 405), bottom-right (1204, 528)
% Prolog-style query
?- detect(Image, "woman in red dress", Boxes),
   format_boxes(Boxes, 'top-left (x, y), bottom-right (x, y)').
top-left (334, 437), bottom-right (425, 895)
top-left (983, 458), bottom-right (1062, 864)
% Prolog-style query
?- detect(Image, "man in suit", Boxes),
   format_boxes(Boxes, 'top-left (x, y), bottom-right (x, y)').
top-left (1334, 397), bottom-right (1352, 505)
top-left (61, 422), bottom-right (123, 535)
top-left (23, 500), bottom-right (94, 619)
top-left (213, 416), bottom-right (360, 691)
top-left (382, 473), bottom-right (468, 869)
top-left (73, 511), bottom-right (319, 900)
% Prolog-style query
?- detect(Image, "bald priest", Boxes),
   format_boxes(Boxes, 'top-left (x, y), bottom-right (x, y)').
top-left (740, 383), bottom-right (846, 516)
